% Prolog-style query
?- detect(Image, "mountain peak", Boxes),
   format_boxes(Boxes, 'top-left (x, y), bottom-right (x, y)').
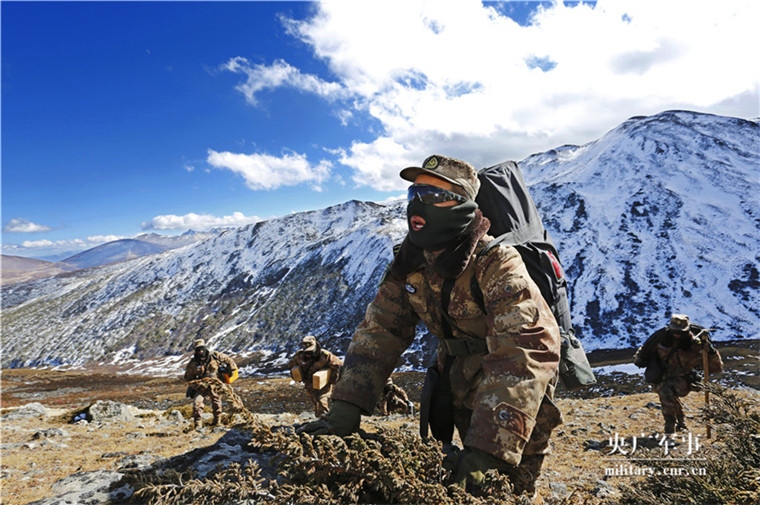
top-left (2, 110), bottom-right (757, 369)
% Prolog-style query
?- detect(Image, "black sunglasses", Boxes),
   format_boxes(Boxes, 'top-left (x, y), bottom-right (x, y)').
top-left (407, 184), bottom-right (467, 205)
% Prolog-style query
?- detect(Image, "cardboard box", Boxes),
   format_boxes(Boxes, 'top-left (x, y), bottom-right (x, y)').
top-left (291, 366), bottom-right (303, 382)
top-left (312, 369), bottom-right (331, 389)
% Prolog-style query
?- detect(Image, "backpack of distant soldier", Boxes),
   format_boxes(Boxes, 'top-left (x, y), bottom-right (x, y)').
top-left (634, 330), bottom-right (666, 383)
top-left (473, 160), bottom-right (596, 389)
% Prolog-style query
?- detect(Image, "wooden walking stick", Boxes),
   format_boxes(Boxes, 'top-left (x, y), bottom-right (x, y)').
top-left (698, 329), bottom-right (715, 439)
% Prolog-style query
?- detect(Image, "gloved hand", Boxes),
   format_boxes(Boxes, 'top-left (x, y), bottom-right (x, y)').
top-left (295, 400), bottom-right (361, 436)
top-left (441, 443), bottom-right (462, 473)
top-left (450, 447), bottom-right (511, 490)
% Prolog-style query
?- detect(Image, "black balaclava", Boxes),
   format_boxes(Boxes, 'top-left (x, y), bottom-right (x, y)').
top-left (663, 329), bottom-right (692, 349)
top-left (194, 346), bottom-right (210, 364)
top-left (407, 198), bottom-right (478, 251)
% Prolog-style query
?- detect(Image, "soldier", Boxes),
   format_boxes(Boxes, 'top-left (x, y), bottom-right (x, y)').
top-left (184, 339), bottom-right (238, 429)
top-left (288, 335), bottom-right (343, 417)
top-left (637, 314), bottom-right (723, 434)
top-left (298, 155), bottom-right (563, 497)
top-left (375, 378), bottom-right (414, 416)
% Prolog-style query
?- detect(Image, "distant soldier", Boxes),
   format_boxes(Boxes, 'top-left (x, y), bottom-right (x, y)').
top-left (184, 339), bottom-right (238, 429)
top-left (634, 314), bottom-right (723, 434)
top-left (375, 378), bottom-right (414, 416)
top-left (288, 335), bottom-right (343, 417)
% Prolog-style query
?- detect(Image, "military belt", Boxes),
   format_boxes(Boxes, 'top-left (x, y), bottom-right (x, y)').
top-left (440, 337), bottom-right (488, 356)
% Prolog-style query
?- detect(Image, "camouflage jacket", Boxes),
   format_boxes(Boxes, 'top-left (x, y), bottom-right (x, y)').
top-left (288, 348), bottom-right (343, 393)
top-left (655, 324), bottom-right (723, 378)
top-left (333, 214), bottom-right (561, 463)
top-left (376, 383), bottom-right (411, 415)
top-left (184, 351), bottom-right (237, 382)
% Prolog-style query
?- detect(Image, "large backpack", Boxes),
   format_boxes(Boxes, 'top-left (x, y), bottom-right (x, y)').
top-left (473, 161), bottom-right (596, 389)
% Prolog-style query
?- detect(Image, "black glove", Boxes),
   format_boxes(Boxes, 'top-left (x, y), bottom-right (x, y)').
top-left (295, 400), bottom-right (361, 436)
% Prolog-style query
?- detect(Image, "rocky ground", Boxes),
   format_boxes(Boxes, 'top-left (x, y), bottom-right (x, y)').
top-left (0, 340), bottom-right (757, 505)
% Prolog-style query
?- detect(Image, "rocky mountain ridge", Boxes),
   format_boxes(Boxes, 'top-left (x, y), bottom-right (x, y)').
top-left (1, 110), bottom-right (757, 372)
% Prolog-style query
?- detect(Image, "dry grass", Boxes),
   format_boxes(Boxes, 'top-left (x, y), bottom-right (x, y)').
top-left (0, 411), bottom-right (234, 504)
top-left (0, 341), bottom-right (757, 504)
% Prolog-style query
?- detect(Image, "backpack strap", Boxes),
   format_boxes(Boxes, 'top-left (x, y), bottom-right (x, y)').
top-left (439, 277), bottom-right (456, 340)
top-left (470, 273), bottom-right (486, 314)
top-left (428, 276), bottom-right (487, 357)
top-left (469, 240), bottom-right (497, 314)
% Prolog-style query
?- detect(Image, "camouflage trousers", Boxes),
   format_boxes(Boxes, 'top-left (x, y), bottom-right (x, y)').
top-left (653, 376), bottom-right (692, 432)
top-left (193, 391), bottom-right (222, 424)
top-left (454, 394), bottom-right (562, 494)
top-left (306, 385), bottom-right (333, 417)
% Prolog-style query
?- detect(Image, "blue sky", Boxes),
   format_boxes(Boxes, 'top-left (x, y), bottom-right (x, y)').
top-left (2, 0), bottom-right (757, 260)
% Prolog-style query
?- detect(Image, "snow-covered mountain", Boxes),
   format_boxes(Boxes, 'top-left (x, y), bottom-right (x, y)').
top-left (1, 201), bottom-right (412, 370)
top-left (134, 230), bottom-right (222, 249)
top-left (8, 231), bottom-right (224, 283)
top-left (1, 110), bottom-right (757, 372)
top-left (60, 231), bottom-right (225, 270)
top-left (61, 239), bottom-right (171, 270)
top-left (519, 110), bottom-right (758, 347)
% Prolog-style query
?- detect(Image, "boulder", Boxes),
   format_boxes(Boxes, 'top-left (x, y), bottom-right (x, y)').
top-left (87, 400), bottom-right (134, 424)
top-left (2, 402), bottom-right (48, 421)
top-left (32, 428), bottom-right (70, 440)
top-left (25, 470), bottom-right (132, 505)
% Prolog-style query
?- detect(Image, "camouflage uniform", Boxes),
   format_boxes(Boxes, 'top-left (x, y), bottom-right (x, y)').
top-left (376, 379), bottom-right (412, 416)
top-left (289, 342), bottom-right (343, 417)
top-left (648, 317), bottom-right (723, 433)
top-left (333, 212), bottom-right (563, 473)
top-left (184, 348), bottom-right (238, 427)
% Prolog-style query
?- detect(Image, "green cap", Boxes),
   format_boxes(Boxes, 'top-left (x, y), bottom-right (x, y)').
top-left (400, 154), bottom-right (480, 200)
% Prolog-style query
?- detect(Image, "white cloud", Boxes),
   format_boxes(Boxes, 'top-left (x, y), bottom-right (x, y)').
top-left (206, 149), bottom-right (331, 191)
top-left (19, 239), bottom-right (54, 248)
top-left (3, 218), bottom-right (53, 233)
top-left (86, 234), bottom-right (124, 243)
top-left (222, 57), bottom-right (346, 106)
top-left (142, 211), bottom-right (261, 231)
top-left (15, 235), bottom-right (126, 250)
top-left (229, 0), bottom-right (759, 192)
top-left (18, 238), bottom-right (86, 249)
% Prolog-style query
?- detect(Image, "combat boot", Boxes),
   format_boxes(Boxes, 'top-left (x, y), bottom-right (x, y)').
top-left (211, 415), bottom-right (221, 428)
top-left (193, 418), bottom-right (202, 431)
top-left (675, 415), bottom-right (687, 431)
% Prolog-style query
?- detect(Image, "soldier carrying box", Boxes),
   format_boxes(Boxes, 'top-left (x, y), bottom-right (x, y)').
top-left (288, 335), bottom-right (343, 417)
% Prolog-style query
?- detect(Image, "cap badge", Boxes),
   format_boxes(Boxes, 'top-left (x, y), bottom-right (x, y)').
top-left (424, 156), bottom-right (439, 170)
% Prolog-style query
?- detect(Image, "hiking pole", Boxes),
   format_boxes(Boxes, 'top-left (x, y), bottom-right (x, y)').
top-left (697, 329), bottom-right (716, 439)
